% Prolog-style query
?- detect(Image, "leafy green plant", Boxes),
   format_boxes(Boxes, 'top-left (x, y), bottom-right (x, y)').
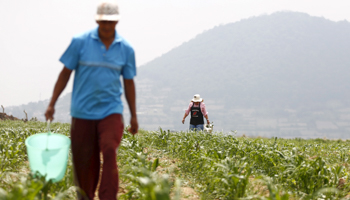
top-left (2, 120), bottom-right (350, 199)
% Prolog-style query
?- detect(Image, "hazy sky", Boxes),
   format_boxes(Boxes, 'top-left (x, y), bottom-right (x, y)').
top-left (1, 0), bottom-right (350, 107)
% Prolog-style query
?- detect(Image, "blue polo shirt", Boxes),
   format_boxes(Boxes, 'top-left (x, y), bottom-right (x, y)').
top-left (60, 27), bottom-right (136, 120)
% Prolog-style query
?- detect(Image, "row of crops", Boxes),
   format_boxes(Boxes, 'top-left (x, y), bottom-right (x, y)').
top-left (1, 120), bottom-right (350, 199)
top-left (136, 129), bottom-right (350, 199)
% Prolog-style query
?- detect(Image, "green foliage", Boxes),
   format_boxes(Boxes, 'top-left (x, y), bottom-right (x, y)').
top-left (118, 130), bottom-right (180, 200)
top-left (2, 120), bottom-right (350, 199)
top-left (0, 121), bottom-right (176, 200)
top-left (0, 172), bottom-right (76, 200)
top-left (0, 121), bottom-right (74, 199)
top-left (132, 129), bottom-right (350, 199)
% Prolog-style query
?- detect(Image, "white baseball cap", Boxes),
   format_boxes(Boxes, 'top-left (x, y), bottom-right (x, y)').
top-left (192, 94), bottom-right (203, 102)
top-left (95, 0), bottom-right (120, 22)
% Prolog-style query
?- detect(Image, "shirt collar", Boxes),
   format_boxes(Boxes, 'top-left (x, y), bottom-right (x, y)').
top-left (91, 27), bottom-right (122, 43)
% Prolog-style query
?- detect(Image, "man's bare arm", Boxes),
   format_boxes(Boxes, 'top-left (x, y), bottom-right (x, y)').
top-left (45, 67), bottom-right (72, 121)
top-left (123, 79), bottom-right (138, 135)
top-left (182, 113), bottom-right (189, 124)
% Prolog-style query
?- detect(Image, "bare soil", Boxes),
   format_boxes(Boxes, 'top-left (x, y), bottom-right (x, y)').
top-left (94, 149), bottom-right (200, 200)
top-left (0, 113), bottom-right (19, 121)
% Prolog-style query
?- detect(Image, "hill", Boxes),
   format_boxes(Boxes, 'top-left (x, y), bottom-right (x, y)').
top-left (139, 12), bottom-right (350, 107)
top-left (5, 93), bottom-right (71, 123)
top-left (135, 12), bottom-right (350, 137)
top-left (5, 12), bottom-right (350, 138)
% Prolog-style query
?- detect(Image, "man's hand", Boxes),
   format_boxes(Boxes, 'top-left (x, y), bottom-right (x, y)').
top-left (45, 66), bottom-right (72, 122)
top-left (123, 79), bottom-right (138, 135)
top-left (128, 116), bottom-right (138, 135)
top-left (182, 118), bottom-right (185, 124)
top-left (45, 106), bottom-right (55, 121)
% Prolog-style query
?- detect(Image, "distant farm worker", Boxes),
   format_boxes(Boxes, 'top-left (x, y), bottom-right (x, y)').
top-left (182, 94), bottom-right (210, 131)
top-left (45, 1), bottom-right (138, 199)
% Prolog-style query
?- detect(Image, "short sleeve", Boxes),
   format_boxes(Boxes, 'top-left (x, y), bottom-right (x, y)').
top-left (122, 48), bottom-right (136, 79)
top-left (185, 102), bottom-right (193, 115)
top-left (59, 37), bottom-right (82, 70)
top-left (201, 103), bottom-right (208, 116)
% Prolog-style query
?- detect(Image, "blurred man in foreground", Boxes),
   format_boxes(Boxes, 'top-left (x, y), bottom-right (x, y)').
top-left (45, 1), bottom-right (138, 199)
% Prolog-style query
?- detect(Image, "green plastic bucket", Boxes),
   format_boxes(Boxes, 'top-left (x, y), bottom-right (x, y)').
top-left (25, 132), bottom-right (71, 182)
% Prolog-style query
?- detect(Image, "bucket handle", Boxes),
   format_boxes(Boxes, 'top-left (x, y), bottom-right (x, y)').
top-left (45, 120), bottom-right (51, 151)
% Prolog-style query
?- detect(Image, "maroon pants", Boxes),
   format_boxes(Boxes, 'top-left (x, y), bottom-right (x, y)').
top-left (70, 114), bottom-right (124, 200)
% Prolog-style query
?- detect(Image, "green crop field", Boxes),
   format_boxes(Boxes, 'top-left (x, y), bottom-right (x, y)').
top-left (1, 120), bottom-right (350, 200)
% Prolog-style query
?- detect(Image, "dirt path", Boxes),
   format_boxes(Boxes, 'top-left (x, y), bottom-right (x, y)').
top-left (175, 187), bottom-right (199, 200)
top-left (95, 150), bottom-right (200, 200)
top-left (145, 148), bottom-right (200, 200)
